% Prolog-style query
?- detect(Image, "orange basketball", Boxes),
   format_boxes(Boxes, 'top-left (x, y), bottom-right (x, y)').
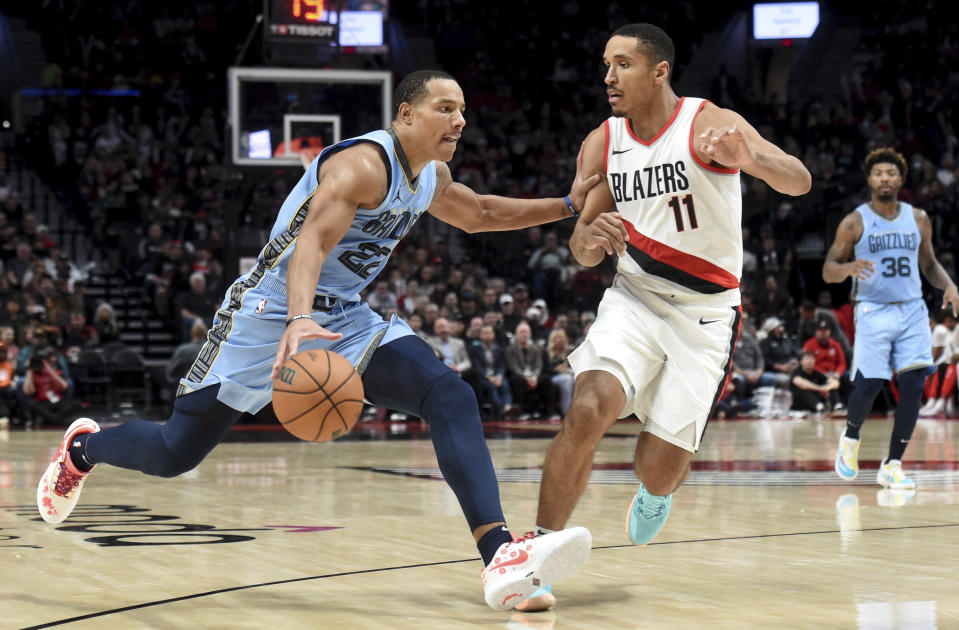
top-left (271, 349), bottom-right (365, 442)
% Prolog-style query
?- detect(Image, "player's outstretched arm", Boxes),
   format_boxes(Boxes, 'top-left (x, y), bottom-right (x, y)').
top-left (695, 104), bottom-right (811, 196)
top-left (569, 127), bottom-right (625, 267)
top-left (426, 143), bottom-right (601, 233)
top-left (823, 211), bottom-right (874, 284)
top-left (915, 207), bottom-right (959, 316)
top-left (270, 146), bottom-right (386, 380)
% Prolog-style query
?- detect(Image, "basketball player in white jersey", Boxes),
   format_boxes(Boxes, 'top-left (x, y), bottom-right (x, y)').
top-left (516, 24), bottom-right (811, 611)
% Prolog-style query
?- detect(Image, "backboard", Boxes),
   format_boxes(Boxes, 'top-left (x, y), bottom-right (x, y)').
top-left (228, 67), bottom-right (391, 167)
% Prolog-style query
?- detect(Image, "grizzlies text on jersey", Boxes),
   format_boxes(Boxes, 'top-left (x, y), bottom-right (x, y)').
top-left (852, 202), bottom-right (921, 303)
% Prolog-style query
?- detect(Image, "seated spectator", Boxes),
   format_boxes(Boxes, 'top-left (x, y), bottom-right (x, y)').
top-left (733, 313), bottom-right (789, 408)
top-left (420, 302), bottom-right (439, 336)
top-left (479, 287), bottom-right (499, 314)
top-left (175, 272), bottom-right (217, 340)
top-left (802, 319), bottom-right (848, 381)
top-left (543, 328), bottom-right (575, 416)
top-left (93, 302), bottom-right (121, 345)
top-left (818, 289), bottom-right (855, 346)
top-left (0, 326), bottom-right (18, 361)
top-left (506, 321), bottom-right (552, 418)
top-left (17, 343), bottom-right (76, 427)
top-left (406, 312), bottom-right (429, 342)
top-left (921, 309), bottom-right (958, 417)
top-left (760, 316), bottom-right (799, 377)
top-left (790, 350), bottom-right (840, 413)
top-left (367, 280), bottom-right (398, 316)
top-left (61, 309), bottom-right (99, 359)
top-left (467, 324), bottom-right (512, 419)
top-left (499, 293), bottom-right (521, 334)
top-left (426, 317), bottom-right (472, 376)
top-left (6, 243), bottom-right (34, 288)
top-left (459, 290), bottom-right (480, 325)
top-left (0, 301), bottom-right (28, 346)
top-left (464, 316), bottom-right (484, 346)
top-left (755, 274), bottom-right (792, 322)
top-left (528, 230), bottom-right (570, 307)
top-left (0, 342), bottom-right (16, 428)
top-left (797, 299), bottom-right (852, 364)
top-left (16, 327), bottom-right (70, 382)
top-left (166, 320), bottom-right (207, 394)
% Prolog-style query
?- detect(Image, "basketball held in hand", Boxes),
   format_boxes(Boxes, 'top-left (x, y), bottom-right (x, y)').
top-left (272, 349), bottom-right (365, 442)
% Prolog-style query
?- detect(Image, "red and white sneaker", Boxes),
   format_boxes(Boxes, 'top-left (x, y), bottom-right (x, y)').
top-left (481, 526), bottom-right (591, 611)
top-left (37, 418), bottom-right (100, 524)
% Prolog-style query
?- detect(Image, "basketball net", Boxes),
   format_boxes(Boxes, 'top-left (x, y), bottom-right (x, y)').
top-left (299, 147), bottom-right (322, 170)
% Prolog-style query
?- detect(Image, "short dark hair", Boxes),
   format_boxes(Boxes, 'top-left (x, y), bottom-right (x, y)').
top-left (801, 350), bottom-right (816, 359)
top-left (863, 147), bottom-right (908, 179)
top-left (393, 70), bottom-right (456, 116)
top-left (611, 23), bottom-right (675, 79)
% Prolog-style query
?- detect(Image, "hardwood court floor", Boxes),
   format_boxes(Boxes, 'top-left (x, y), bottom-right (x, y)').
top-left (2, 415), bottom-right (958, 629)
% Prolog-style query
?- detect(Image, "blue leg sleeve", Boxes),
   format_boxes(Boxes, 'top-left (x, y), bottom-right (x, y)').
top-left (889, 369), bottom-right (924, 460)
top-left (363, 335), bottom-right (505, 530)
top-left (85, 385), bottom-right (242, 477)
top-left (846, 371), bottom-right (886, 433)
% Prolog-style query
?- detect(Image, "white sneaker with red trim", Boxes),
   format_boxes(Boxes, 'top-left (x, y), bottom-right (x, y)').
top-left (37, 418), bottom-right (100, 524)
top-left (481, 527), bottom-right (591, 611)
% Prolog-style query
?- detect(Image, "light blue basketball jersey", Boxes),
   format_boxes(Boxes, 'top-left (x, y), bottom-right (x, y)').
top-left (177, 130), bottom-right (439, 412)
top-left (259, 129), bottom-right (438, 303)
top-left (852, 202), bottom-right (921, 303)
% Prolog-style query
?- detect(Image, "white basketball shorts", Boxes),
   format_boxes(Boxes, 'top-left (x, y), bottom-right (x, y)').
top-left (568, 276), bottom-right (741, 452)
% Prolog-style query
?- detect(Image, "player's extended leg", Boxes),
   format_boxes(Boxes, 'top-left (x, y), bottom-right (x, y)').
top-left (536, 370), bottom-right (626, 530)
top-left (362, 335), bottom-right (591, 610)
top-left (877, 368), bottom-right (923, 490)
top-left (835, 372), bottom-right (885, 480)
top-left (511, 371), bottom-right (624, 613)
top-left (37, 385), bottom-right (242, 523)
top-left (626, 431), bottom-right (692, 545)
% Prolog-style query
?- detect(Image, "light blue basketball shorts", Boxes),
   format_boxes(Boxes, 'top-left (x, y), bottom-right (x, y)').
top-left (852, 298), bottom-right (933, 380)
top-left (177, 270), bottom-right (414, 414)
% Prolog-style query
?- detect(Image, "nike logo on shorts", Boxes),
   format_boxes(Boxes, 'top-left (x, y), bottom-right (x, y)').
top-left (699, 317), bottom-right (720, 325)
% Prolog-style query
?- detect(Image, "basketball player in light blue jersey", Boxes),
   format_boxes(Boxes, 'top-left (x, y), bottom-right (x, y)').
top-left (824, 147), bottom-right (959, 491)
top-left (37, 70), bottom-right (599, 610)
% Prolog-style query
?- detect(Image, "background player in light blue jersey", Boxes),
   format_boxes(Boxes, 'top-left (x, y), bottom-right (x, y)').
top-left (37, 70), bottom-right (600, 610)
top-left (824, 147), bottom-right (959, 491)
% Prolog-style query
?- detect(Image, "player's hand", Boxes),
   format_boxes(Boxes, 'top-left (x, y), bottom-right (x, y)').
top-left (582, 212), bottom-right (628, 256)
top-left (942, 284), bottom-right (959, 318)
top-left (271, 318), bottom-right (343, 380)
top-left (699, 125), bottom-right (755, 169)
top-left (846, 259), bottom-right (875, 281)
top-left (567, 142), bottom-right (603, 214)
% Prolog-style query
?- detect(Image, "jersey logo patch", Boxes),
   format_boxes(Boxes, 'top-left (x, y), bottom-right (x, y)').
top-left (255, 299), bottom-right (268, 316)
top-left (611, 148), bottom-right (634, 155)
top-left (392, 190), bottom-right (402, 204)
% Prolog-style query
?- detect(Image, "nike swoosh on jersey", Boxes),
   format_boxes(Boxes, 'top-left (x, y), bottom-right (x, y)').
top-left (611, 148), bottom-right (633, 155)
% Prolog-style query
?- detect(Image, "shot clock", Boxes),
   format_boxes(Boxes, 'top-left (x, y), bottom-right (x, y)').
top-left (267, 0), bottom-right (337, 42)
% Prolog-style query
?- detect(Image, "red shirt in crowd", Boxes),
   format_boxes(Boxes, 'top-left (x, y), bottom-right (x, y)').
top-left (802, 337), bottom-right (847, 376)
top-left (32, 369), bottom-right (68, 403)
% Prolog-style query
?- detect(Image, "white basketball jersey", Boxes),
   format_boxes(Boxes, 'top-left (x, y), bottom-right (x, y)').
top-left (604, 97), bottom-right (742, 298)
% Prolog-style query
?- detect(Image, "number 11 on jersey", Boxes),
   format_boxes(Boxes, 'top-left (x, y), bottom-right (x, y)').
top-left (668, 194), bottom-right (698, 232)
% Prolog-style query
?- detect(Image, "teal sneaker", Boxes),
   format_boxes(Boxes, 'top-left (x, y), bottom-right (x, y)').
top-left (513, 584), bottom-right (555, 612)
top-left (626, 484), bottom-right (672, 545)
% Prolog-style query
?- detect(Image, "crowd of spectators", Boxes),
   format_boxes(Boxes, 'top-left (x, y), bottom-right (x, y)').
top-left (1, 0), bottom-right (958, 427)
